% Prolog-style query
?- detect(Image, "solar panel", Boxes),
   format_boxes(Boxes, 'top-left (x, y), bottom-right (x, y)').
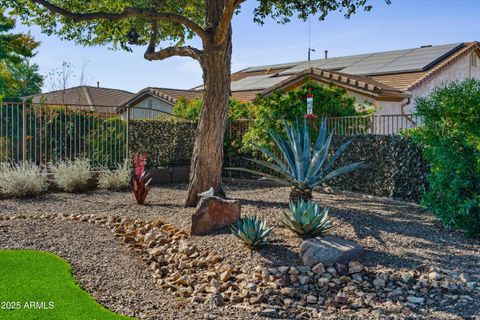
top-left (230, 75), bottom-right (290, 91)
top-left (244, 61), bottom-right (302, 73)
top-left (340, 49), bottom-right (413, 75)
top-left (372, 43), bottom-right (463, 75)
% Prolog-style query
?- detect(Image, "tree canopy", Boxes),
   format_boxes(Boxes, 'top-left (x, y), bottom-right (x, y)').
top-left (2, 0), bottom-right (385, 59)
top-left (0, 8), bottom-right (43, 101)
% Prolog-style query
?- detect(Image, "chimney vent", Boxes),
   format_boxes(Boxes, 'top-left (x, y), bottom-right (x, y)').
top-left (97, 81), bottom-right (100, 88)
top-left (324, 50), bottom-right (328, 59)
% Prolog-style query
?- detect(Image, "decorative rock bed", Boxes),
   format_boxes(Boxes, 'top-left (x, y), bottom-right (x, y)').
top-left (1, 212), bottom-right (478, 319)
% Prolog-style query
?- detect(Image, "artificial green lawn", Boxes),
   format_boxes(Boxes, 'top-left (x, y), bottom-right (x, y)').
top-left (0, 250), bottom-right (134, 320)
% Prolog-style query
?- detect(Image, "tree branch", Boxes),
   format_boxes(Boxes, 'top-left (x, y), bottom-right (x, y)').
top-left (215, 0), bottom-right (245, 44)
top-left (31, 0), bottom-right (208, 42)
top-left (144, 45), bottom-right (202, 61)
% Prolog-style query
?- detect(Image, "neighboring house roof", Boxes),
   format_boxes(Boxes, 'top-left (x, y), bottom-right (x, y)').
top-left (261, 68), bottom-right (411, 101)
top-left (229, 42), bottom-right (480, 95)
top-left (371, 42), bottom-right (480, 91)
top-left (25, 86), bottom-right (134, 114)
top-left (119, 87), bottom-right (203, 112)
top-left (126, 42), bottom-right (480, 109)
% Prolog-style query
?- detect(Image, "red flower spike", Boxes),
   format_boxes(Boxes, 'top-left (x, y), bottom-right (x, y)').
top-left (132, 153), bottom-right (151, 205)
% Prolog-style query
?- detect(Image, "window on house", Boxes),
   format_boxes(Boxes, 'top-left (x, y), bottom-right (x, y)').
top-left (147, 99), bottom-right (153, 109)
top-left (472, 54), bottom-right (477, 68)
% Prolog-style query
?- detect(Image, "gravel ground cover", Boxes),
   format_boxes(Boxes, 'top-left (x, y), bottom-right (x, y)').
top-left (0, 184), bottom-right (479, 319)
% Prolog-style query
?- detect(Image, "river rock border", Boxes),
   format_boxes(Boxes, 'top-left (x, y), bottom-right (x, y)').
top-left (1, 213), bottom-right (478, 319)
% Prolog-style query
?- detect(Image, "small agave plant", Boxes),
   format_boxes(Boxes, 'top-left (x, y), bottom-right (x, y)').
top-left (231, 216), bottom-right (274, 247)
top-left (283, 199), bottom-right (332, 238)
top-left (132, 153), bottom-right (152, 205)
top-left (228, 118), bottom-right (364, 203)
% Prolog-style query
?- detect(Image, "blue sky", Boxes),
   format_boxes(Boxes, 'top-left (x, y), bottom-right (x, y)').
top-left (14, 0), bottom-right (480, 93)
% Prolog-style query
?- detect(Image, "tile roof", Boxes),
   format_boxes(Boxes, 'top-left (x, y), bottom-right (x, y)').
top-left (25, 86), bottom-right (134, 114)
top-left (261, 68), bottom-right (410, 101)
top-left (121, 87), bottom-right (203, 109)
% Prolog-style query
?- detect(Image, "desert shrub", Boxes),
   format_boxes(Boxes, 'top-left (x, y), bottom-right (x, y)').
top-left (411, 79), bottom-right (480, 236)
top-left (52, 158), bottom-right (92, 192)
top-left (283, 199), bottom-right (332, 237)
top-left (97, 159), bottom-right (131, 190)
top-left (231, 216), bottom-right (273, 247)
top-left (0, 161), bottom-right (47, 197)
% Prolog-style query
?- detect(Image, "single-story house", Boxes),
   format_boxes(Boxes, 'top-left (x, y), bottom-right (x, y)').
top-left (118, 87), bottom-right (202, 120)
top-left (25, 85), bottom-right (134, 115)
top-left (122, 41), bottom-right (480, 123)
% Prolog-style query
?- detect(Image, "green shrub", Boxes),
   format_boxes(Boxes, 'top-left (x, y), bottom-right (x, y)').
top-left (173, 97), bottom-right (253, 121)
top-left (411, 79), bottom-right (480, 236)
top-left (87, 117), bottom-right (126, 168)
top-left (128, 119), bottom-right (197, 168)
top-left (0, 161), bottom-right (48, 197)
top-left (52, 158), bottom-right (92, 192)
top-left (0, 137), bottom-right (9, 161)
top-left (242, 82), bottom-right (372, 153)
top-left (97, 159), bottom-right (131, 191)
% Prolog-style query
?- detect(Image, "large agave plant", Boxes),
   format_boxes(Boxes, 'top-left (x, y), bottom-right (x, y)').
top-left (229, 118), bottom-right (364, 202)
top-left (231, 216), bottom-right (274, 247)
top-left (283, 199), bottom-right (332, 237)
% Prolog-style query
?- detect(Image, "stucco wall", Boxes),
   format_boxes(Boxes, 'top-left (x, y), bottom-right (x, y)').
top-left (409, 52), bottom-right (480, 112)
top-left (121, 96), bottom-right (174, 120)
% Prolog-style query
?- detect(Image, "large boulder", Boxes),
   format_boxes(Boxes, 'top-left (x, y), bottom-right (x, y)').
top-left (191, 196), bottom-right (241, 235)
top-left (300, 236), bottom-right (363, 267)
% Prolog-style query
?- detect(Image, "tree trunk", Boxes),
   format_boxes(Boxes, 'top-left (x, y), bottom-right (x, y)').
top-left (184, 0), bottom-right (232, 207)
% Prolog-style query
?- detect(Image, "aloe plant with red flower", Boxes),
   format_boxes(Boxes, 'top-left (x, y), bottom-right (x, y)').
top-left (132, 153), bottom-right (152, 205)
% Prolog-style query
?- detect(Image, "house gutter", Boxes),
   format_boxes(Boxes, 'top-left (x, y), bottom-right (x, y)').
top-left (400, 97), bottom-right (416, 124)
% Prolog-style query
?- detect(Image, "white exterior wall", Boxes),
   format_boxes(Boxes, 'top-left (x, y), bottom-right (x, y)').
top-left (409, 52), bottom-right (480, 113)
top-left (121, 96), bottom-right (174, 120)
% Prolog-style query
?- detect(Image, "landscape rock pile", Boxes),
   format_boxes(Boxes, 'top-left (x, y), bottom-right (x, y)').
top-left (2, 213), bottom-right (478, 319)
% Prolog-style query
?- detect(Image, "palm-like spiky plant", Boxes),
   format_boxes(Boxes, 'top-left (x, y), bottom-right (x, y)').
top-left (229, 118), bottom-right (364, 202)
top-left (231, 216), bottom-right (274, 247)
top-left (283, 199), bottom-right (332, 237)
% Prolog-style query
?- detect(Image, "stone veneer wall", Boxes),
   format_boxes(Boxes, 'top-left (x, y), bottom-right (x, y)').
top-left (328, 135), bottom-right (428, 203)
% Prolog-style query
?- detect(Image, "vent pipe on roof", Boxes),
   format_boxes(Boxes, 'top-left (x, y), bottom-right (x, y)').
top-left (97, 81), bottom-right (100, 88)
top-left (324, 50), bottom-right (328, 59)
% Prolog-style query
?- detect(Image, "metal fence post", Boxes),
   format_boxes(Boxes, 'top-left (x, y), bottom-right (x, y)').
top-left (125, 104), bottom-right (130, 162)
top-left (22, 102), bottom-right (27, 162)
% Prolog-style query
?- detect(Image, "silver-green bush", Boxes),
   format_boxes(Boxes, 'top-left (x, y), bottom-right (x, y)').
top-left (98, 160), bottom-right (131, 191)
top-left (0, 162), bottom-right (48, 197)
top-left (52, 158), bottom-right (92, 192)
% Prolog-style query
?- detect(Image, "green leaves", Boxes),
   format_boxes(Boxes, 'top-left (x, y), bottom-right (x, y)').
top-left (412, 79), bottom-right (480, 236)
top-left (0, 9), bottom-right (43, 101)
top-left (231, 216), bottom-right (274, 247)
top-left (283, 199), bottom-right (332, 237)
top-left (253, 0), bottom-right (388, 24)
top-left (2, 0), bottom-right (204, 50)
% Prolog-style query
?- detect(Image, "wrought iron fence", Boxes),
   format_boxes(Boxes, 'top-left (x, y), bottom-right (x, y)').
top-left (0, 101), bottom-right (422, 168)
top-left (0, 102), bottom-right (127, 168)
